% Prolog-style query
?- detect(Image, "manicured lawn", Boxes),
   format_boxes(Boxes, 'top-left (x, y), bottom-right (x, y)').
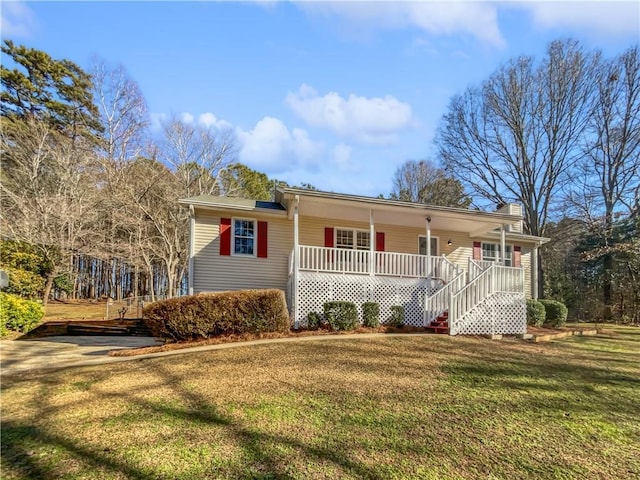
top-left (44, 301), bottom-right (107, 321)
top-left (2, 327), bottom-right (639, 479)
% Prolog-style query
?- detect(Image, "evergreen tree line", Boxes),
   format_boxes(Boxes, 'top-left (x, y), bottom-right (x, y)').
top-left (1, 39), bottom-right (638, 321)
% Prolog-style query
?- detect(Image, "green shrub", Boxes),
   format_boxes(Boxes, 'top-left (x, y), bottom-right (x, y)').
top-left (143, 289), bottom-right (290, 341)
top-left (526, 299), bottom-right (546, 327)
top-left (0, 292), bottom-right (44, 336)
top-left (323, 301), bottom-right (359, 331)
top-left (307, 311), bottom-right (321, 330)
top-left (539, 299), bottom-right (568, 328)
top-left (390, 305), bottom-right (405, 327)
top-left (362, 302), bottom-right (380, 328)
top-left (3, 266), bottom-right (45, 299)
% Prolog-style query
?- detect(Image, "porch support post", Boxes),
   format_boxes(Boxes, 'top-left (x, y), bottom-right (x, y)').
top-left (188, 205), bottom-right (195, 295)
top-left (500, 224), bottom-right (506, 266)
top-left (369, 209), bottom-right (375, 276)
top-left (532, 245), bottom-right (539, 299)
top-left (293, 195), bottom-right (300, 326)
top-left (426, 216), bottom-right (432, 276)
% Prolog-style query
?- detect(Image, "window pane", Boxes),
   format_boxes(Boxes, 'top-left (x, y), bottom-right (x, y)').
top-left (419, 237), bottom-right (438, 255)
top-left (356, 231), bottom-right (370, 250)
top-left (336, 229), bottom-right (354, 248)
top-left (482, 243), bottom-right (497, 261)
top-left (233, 219), bottom-right (255, 255)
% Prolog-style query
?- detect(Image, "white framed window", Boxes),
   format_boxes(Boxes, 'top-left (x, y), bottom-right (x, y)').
top-left (482, 242), bottom-right (512, 266)
top-left (418, 236), bottom-right (439, 256)
top-left (232, 218), bottom-right (256, 256)
top-left (336, 228), bottom-right (370, 250)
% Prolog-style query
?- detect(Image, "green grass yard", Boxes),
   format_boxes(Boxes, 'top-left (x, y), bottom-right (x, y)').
top-left (1, 327), bottom-right (639, 479)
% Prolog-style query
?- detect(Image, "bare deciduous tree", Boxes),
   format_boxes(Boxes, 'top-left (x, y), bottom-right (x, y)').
top-left (569, 46), bottom-right (640, 316)
top-left (0, 119), bottom-right (101, 304)
top-left (390, 159), bottom-right (471, 207)
top-left (436, 39), bottom-right (596, 295)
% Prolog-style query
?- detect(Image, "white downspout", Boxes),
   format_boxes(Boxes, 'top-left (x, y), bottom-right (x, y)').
top-left (293, 195), bottom-right (300, 327)
top-left (188, 204), bottom-right (195, 295)
top-left (369, 209), bottom-right (375, 276)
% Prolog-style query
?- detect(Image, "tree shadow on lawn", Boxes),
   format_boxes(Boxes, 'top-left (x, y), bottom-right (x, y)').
top-left (1, 361), bottom-right (395, 480)
top-left (3, 333), bottom-right (639, 479)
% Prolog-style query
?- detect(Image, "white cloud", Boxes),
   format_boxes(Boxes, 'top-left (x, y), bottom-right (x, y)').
top-left (198, 112), bottom-right (233, 130)
top-left (520, 1), bottom-right (639, 39)
top-left (150, 111), bottom-right (233, 131)
top-left (0, 1), bottom-right (37, 38)
top-left (285, 84), bottom-right (414, 145)
top-left (237, 116), bottom-right (323, 172)
top-left (179, 112), bottom-right (195, 124)
top-left (295, 1), bottom-right (505, 48)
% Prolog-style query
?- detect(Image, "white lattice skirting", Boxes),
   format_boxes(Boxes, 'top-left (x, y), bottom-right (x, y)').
top-left (294, 272), bottom-right (434, 327)
top-left (451, 292), bottom-right (526, 335)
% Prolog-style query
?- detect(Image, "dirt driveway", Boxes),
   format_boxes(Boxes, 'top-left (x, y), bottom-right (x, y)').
top-left (0, 336), bottom-right (161, 376)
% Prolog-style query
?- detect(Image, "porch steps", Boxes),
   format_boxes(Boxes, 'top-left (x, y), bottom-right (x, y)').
top-left (425, 312), bottom-right (449, 334)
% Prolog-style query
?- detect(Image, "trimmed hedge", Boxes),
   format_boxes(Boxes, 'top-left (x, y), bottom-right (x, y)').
top-left (362, 302), bottom-right (380, 328)
top-left (143, 289), bottom-right (290, 341)
top-left (323, 301), bottom-right (359, 331)
top-left (307, 311), bottom-right (321, 330)
top-left (539, 299), bottom-right (568, 328)
top-left (526, 299), bottom-right (546, 327)
top-left (0, 292), bottom-right (44, 336)
top-left (390, 305), bottom-right (405, 327)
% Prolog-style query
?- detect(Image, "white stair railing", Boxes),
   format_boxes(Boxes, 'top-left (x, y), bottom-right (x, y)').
top-left (422, 255), bottom-right (463, 325)
top-left (449, 265), bottom-right (524, 335)
top-left (440, 255), bottom-right (461, 282)
top-left (424, 270), bottom-right (465, 325)
top-left (468, 258), bottom-right (484, 281)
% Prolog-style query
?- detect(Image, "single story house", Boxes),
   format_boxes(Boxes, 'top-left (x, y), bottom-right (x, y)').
top-left (180, 187), bottom-right (549, 335)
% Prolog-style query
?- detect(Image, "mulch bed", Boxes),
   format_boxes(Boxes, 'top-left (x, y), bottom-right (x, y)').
top-left (108, 325), bottom-right (429, 357)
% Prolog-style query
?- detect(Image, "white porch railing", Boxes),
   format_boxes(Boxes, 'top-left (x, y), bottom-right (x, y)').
top-left (374, 251), bottom-right (437, 277)
top-left (449, 264), bottom-right (524, 335)
top-left (298, 246), bottom-right (371, 274)
top-left (297, 245), bottom-right (449, 278)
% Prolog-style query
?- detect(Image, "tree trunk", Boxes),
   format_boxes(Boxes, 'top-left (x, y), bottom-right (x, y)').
top-left (42, 271), bottom-right (56, 306)
top-left (602, 253), bottom-right (613, 320)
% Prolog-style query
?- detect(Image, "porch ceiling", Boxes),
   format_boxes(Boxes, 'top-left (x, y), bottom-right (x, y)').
top-left (294, 195), bottom-right (512, 234)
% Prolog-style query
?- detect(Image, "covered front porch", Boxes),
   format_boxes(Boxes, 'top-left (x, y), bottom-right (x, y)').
top-left (277, 187), bottom-right (525, 331)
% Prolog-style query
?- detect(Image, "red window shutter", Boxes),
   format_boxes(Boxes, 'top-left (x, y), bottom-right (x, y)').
top-left (257, 221), bottom-right (268, 258)
top-left (324, 227), bottom-right (334, 247)
top-left (375, 232), bottom-right (385, 252)
top-left (220, 218), bottom-right (231, 256)
top-left (513, 245), bottom-right (521, 267)
top-left (472, 241), bottom-right (482, 260)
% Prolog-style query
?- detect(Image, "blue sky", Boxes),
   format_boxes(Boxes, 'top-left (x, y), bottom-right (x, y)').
top-left (2, 1), bottom-right (639, 196)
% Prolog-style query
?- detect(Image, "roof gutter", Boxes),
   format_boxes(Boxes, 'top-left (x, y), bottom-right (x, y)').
top-left (277, 187), bottom-right (522, 224)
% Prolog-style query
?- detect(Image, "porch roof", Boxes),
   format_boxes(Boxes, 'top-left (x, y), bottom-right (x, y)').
top-left (276, 187), bottom-right (522, 236)
top-left (179, 195), bottom-right (287, 216)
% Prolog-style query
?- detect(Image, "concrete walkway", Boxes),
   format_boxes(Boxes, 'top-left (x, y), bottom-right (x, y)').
top-left (0, 332), bottom-right (437, 377)
top-left (0, 336), bottom-right (162, 376)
